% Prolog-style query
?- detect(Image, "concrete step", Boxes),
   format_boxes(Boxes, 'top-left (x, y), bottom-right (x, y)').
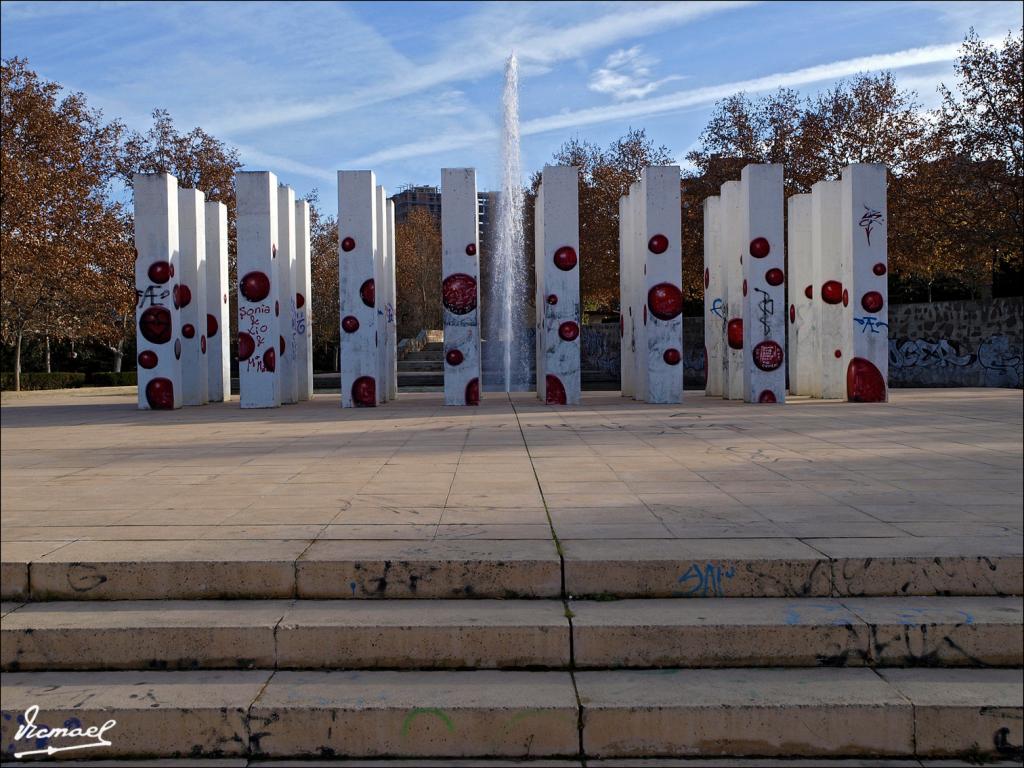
top-left (1, 668), bottom-right (1019, 759)
top-left (398, 360), bottom-right (444, 372)
top-left (6, 537), bottom-right (1022, 602)
top-left (3, 597), bottom-right (1019, 672)
top-left (397, 372), bottom-right (445, 386)
top-left (404, 350), bottom-right (443, 361)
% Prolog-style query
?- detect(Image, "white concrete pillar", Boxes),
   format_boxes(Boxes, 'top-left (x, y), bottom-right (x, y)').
top-left (293, 199), bottom-right (313, 401)
top-left (703, 195), bottom-right (725, 397)
top-left (338, 170), bottom-right (380, 408)
top-left (177, 188), bottom-right (208, 406)
top-left (739, 164), bottom-right (786, 403)
top-left (720, 180), bottom-right (744, 401)
top-left (277, 185), bottom-right (298, 405)
top-left (618, 195), bottom-right (635, 398)
top-left (812, 180), bottom-right (844, 399)
top-left (440, 168), bottom-right (481, 406)
top-left (236, 171), bottom-right (281, 409)
top-left (374, 185), bottom-right (389, 403)
top-left (534, 165), bottom-right (581, 405)
top-left (385, 199), bottom-right (398, 401)
top-left (841, 163), bottom-right (889, 402)
top-left (204, 200), bottom-right (230, 402)
top-left (786, 193), bottom-right (816, 396)
top-left (133, 173), bottom-right (182, 410)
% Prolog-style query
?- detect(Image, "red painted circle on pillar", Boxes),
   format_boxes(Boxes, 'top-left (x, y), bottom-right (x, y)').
top-left (847, 357), bottom-right (886, 402)
top-left (790, 304), bottom-right (796, 323)
top-left (201, 336), bottom-right (207, 354)
top-left (240, 271), bottom-right (271, 302)
top-left (275, 301), bottom-right (280, 317)
top-left (342, 315), bottom-right (359, 333)
top-left (834, 349), bottom-right (842, 358)
top-left (647, 283), bottom-right (683, 320)
top-left (207, 314), bottom-right (218, 338)
top-left (296, 292), bottom-right (305, 308)
top-left (742, 279), bottom-right (748, 296)
top-left (547, 294), bottom-right (558, 305)
top-left (648, 234), bottom-right (669, 254)
top-left (553, 246), bottom-right (577, 271)
top-left (341, 237), bottom-right (356, 252)
top-left (821, 280), bottom-right (843, 304)
top-left (442, 273), bottom-right (477, 314)
top-left (145, 378), bottom-right (174, 409)
top-left (861, 291), bottom-right (884, 313)
top-left (758, 389), bottom-right (777, 403)
top-left (446, 349), bottom-right (464, 366)
top-left (872, 262), bottom-right (887, 276)
top-left (138, 350), bottom-right (158, 369)
top-left (174, 339), bottom-right (181, 359)
top-left (727, 318), bottom-right (744, 350)
top-left (545, 375), bottom-right (566, 405)
top-left (139, 306), bottom-right (172, 345)
top-left (360, 279), bottom-right (376, 307)
top-left (752, 340), bottom-right (784, 371)
top-left (804, 284), bottom-right (813, 300)
top-left (238, 332), bottom-right (256, 360)
top-left (465, 377), bottom-right (480, 406)
top-left (148, 261), bottom-right (171, 284)
top-left (765, 268), bottom-right (785, 286)
top-left (263, 347), bottom-right (276, 372)
top-left (182, 323), bottom-right (195, 339)
top-left (842, 288), bottom-right (849, 307)
top-left (352, 375), bottom-right (376, 406)
top-left (174, 284), bottom-right (191, 309)
top-left (558, 321), bottom-right (580, 342)
top-left (663, 348), bottom-right (681, 365)
top-left (279, 335), bottom-right (286, 355)
top-left (703, 268), bottom-right (710, 289)
top-left (749, 237), bottom-right (770, 258)
top-left (465, 243), bottom-right (477, 256)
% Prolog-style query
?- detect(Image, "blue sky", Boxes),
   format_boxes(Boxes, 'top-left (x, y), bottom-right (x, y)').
top-left (2, 1), bottom-right (1020, 203)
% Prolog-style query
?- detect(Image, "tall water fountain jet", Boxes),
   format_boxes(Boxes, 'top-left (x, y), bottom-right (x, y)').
top-left (485, 53), bottom-right (530, 391)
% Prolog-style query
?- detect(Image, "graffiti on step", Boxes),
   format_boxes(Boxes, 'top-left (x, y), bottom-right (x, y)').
top-left (889, 335), bottom-right (1022, 387)
top-left (676, 561), bottom-right (735, 597)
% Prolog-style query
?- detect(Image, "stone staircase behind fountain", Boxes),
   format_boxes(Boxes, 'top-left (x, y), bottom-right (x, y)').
top-left (1, 537), bottom-right (1022, 763)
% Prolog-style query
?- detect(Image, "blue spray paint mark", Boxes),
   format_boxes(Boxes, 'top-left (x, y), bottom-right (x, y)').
top-left (676, 562), bottom-right (735, 597)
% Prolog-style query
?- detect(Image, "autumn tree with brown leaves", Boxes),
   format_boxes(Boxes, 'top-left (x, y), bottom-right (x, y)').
top-left (395, 207), bottom-right (442, 339)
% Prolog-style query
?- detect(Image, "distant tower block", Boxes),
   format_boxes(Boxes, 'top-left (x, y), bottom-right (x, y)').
top-left (812, 180), bottom-right (844, 399)
top-left (841, 163), bottom-right (888, 402)
top-left (293, 199), bottom-right (313, 401)
top-left (440, 168), bottom-right (481, 406)
top-left (618, 194), bottom-right (635, 398)
top-left (703, 195), bottom-right (725, 397)
top-left (720, 180), bottom-right (744, 401)
top-left (535, 165), bottom-right (581, 405)
top-left (133, 173), bottom-right (182, 410)
top-left (385, 199), bottom-right (398, 401)
top-left (338, 170), bottom-right (380, 408)
top-left (178, 188), bottom-right (208, 406)
top-left (787, 193), bottom-right (816, 396)
top-left (740, 163), bottom-right (786, 404)
top-left (205, 200), bottom-right (230, 402)
top-left (277, 184), bottom-right (298, 405)
top-left (374, 185), bottom-right (389, 404)
top-left (236, 171), bottom-right (281, 409)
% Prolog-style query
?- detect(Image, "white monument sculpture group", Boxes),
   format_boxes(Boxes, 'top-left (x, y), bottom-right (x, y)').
top-left (703, 162), bottom-right (889, 404)
top-left (133, 160), bottom-right (887, 411)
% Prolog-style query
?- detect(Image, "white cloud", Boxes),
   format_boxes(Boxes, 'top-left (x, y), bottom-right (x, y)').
top-left (589, 46), bottom-right (684, 101)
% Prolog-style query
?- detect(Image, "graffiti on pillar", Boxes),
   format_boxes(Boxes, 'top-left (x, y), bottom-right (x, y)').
top-left (854, 316), bottom-right (889, 334)
top-left (858, 206), bottom-right (884, 246)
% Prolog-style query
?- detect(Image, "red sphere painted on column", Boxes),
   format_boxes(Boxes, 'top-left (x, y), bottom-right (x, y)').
top-left (296, 292), bottom-right (305, 308)
top-left (279, 335), bottom-right (286, 355)
top-left (742, 279), bottom-right (748, 296)
top-left (174, 339), bottom-right (181, 359)
top-left (804, 284), bottom-right (813, 300)
top-left (749, 237), bottom-right (770, 258)
top-left (648, 234), bottom-right (669, 254)
top-left (145, 378), bottom-right (174, 410)
top-left (546, 294), bottom-right (558, 305)
top-left (647, 283), bottom-right (683, 320)
top-left (834, 349), bottom-right (842, 358)
top-left (442, 273), bottom-right (477, 314)
top-left (758, 389), bottom-right (777, 403)
top-left (341, 315), bottom-right (359, 333)
top-left (727, 318), bottom-right (743, 349)
top-left (790, 304), bottom-right (796, 323)
top-left (704, 268), bottom-right (710, 289)
top-left (360, 278), bottom-right (375, 307)
top-left (139, 307), bottom-right (172, 344)
top-left (821, 280), bottom-right (843, 304)
top-left (465, 243), bottom-right (477, 256)
top-left (545, 374), bottom-right (566, 405)
top-left (765, 268), bottom-right (784, 286)
top-left (174, 284), bottom-right (191, 309)
top-left (341, 237), bottom-right (356, 252)
top-left (352, 375), bottom-right (376, 406)
top-left (148, 261), bottom-right (171, 284)
top-left (843, 289), bottom-right (849, 307)
top-left (274, 300), bottom-right (280, 317)
top-left (847, 357), bottom-right (886, 402)
top-left (752, 340), bottom-right (784, 371)
top-left (861, 291), bottom-right (884, 313)
top-left (240, 271), bottom-right (271, 303)
top-left (465, 377), bottom-right (480, 406)
top-left (553, 246), bottom-right (577, 271)
top-left (663, 348), bottom-right (681, 365)
top-left (872, 262), bottom-right (887, 276)
top-left (558, 321), bottom-right (580, 342)
top-left (138, 350), bottom-right (158, 369)
top-left (263, 347), bottom-right (276, 372)
top-left (238, 332), bottom-right (256, 361)
top-left (201, 335), bottom-right (206, 353)
top-left (207, 314), bottom-right (218, 337)
top-left (446, 349), bottom-right (464, 366)
top-left (182, 323), bottom-right (195, 339)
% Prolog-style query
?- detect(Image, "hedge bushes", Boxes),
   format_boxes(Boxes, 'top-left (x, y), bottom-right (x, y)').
top-left (0, 371), bottom-right (137, 391)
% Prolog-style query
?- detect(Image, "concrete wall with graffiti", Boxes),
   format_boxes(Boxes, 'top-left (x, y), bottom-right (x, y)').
top-left (581, 297), bottom-right (1022, 389)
